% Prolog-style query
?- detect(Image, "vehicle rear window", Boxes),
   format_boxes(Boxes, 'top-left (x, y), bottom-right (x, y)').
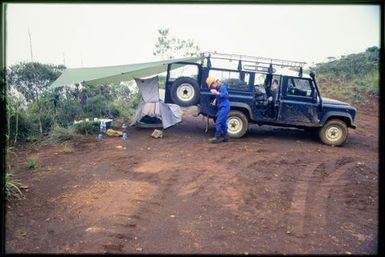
top-left (209, 70), bottom-right (250, 91)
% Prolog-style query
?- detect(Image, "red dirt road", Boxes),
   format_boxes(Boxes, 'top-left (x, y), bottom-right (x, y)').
top-left (6, 105), bottom-right (378, 254)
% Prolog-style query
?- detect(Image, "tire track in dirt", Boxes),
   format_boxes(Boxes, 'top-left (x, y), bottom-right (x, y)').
top-left (284, 156), bottom-right (358, 253)
top-left (285, 162), bottom-right (323, 238)
top-left (308, 158), bottom-right (356, 229)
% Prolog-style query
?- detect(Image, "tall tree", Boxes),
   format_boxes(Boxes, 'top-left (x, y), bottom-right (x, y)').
top-left (7, 62), bottom-right (65, 103)
top-left (153, 28), bottom-right (200, 59)
top-left (6, 62), bottom-right (66, 134)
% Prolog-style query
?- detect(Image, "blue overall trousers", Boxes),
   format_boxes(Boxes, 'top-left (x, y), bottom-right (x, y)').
top-left (215, 84), bottom-right (230, 135)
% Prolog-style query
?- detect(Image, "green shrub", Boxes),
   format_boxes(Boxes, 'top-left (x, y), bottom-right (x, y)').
top-left (49, 125), bottom-right (75, 143)
top-left (73, 121), bottom-right (99, 135)
top-left (25, 132), bottom-right (42, 142)
top-left (84, 95), bottom-right (109, 117)
top-left (8, 109), bottom-right (32, 142)
top-left (109, 100), bottom-right (136, 119)
top-left (128, 91), bottom-right (142, 109)
top-left (366, 72), bottom-right (379, 96)
top-left (28, 101), bottom-right (55, 134)
top-left (5, 173), bottom-right (23, 200)
top-left (55, 99), bottom-right (83, 127)
top-left (316, 47), bottom-right (379, 102)
top-left (25, 157), bottom-right (39, 170)
top-left (353, 93), bottom-right (364, 101)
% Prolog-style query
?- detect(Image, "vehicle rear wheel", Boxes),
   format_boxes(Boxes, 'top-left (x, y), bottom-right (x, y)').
top-left (227, 110), bottom-right (248, 138)
top-left (170, 77), bottom-right (200, 107)
top-left (319, 119), bottom-right (348, 146)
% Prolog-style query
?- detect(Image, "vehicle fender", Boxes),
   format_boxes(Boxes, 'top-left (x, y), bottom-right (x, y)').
top-left (230, 102), bottom-right (253, 120)
top-left (320, 111), bottom-right (354, 127)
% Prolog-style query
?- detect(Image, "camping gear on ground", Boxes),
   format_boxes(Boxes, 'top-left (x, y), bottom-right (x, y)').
top-left (151, 129), bottom-right (163, 138)
top-left (100, 121), bottom-right (107, 133)
top-left (97, 119), bottom-right (114, 139)
top-left (106, 129), bottom-right (123, 137)
top-left (98, 121), bottom-right (106, 139)
top-left (130, 76), bottom-right (182, 129)
top-left (122, 124), bottom-right (128, 140)
top-left (96, 118), bottom-right (112, 129)
top-left (74, 118), bottom-right (112, 129)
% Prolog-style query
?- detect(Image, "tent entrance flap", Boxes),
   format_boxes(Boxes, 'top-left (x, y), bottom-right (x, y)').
top-left (130, 76), bottom-right (182, 129)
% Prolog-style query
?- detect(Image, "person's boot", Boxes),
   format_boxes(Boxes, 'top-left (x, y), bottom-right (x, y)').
top-left (209, 132), bottom-right (224, 143)
top-left (222, 132), bottom-right (229, 142)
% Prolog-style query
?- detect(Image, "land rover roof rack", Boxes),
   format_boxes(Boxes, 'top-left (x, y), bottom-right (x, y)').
top-left (201, 51), bottom-right (306, 77)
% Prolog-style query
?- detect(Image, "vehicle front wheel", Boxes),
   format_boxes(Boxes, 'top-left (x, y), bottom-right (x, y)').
top-left (319, 119), bottom-right (348, 146)
top-left (226, 110), bottom-right (248, 138)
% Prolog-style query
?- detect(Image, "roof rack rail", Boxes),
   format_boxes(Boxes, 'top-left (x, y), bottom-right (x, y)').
top-left (201, 51), bottom-right (306, 76)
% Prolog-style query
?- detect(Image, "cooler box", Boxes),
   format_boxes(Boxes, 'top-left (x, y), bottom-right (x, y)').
top-left (95, 118), bottom-right (112, 129)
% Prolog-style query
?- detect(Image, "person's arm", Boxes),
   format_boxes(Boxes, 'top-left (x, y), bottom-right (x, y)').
top-left (210, 88), bottom-right (218, 95)
top-left (217, 85), bottom-right (229, 99)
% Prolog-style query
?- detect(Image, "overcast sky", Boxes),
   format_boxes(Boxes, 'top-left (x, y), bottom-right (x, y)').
top-left (6, 3), bottom-right (380, 68)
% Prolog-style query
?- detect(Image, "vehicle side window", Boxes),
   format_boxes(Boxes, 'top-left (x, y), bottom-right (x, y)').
top-left (287, 78), bottom-right (313, 97)
top-left (209, 70), bottom-right (250, 91)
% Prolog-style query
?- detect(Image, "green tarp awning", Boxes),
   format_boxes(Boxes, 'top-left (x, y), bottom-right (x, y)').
top-left (50, 56), bottom-right (200, 88)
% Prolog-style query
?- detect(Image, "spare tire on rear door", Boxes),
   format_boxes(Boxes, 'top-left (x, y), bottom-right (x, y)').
top-left (170, 77), bottom-right (200, 107)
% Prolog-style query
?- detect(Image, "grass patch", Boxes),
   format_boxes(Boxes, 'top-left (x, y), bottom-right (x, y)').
top-left (62, 144), bottom-right (74, 153)
top-left (25, 156), bottom-right (39, 170)
top-left (49, 125), bottom-right (75, 143)
top-left (5, 173), bottom-right (23, 200)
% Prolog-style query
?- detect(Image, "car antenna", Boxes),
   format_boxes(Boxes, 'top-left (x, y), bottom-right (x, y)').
top-left (207, 53), bottom-right (212, 69)
top-left (299, 66), bottom-right (303, 77)
top-left (238, 59), bottom-right (242, 71)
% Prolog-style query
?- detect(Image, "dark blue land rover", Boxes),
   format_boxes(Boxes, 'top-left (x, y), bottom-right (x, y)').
top-left (163, 52), bottom-right (357, 146)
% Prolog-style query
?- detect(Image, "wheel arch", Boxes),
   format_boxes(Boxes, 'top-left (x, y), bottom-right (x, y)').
top-left (230, 102), bottom-right (252, 121)
top-left (320, 112), bottom-right (354, 128)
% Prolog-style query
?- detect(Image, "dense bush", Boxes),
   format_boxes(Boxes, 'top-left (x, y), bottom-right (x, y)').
top-left (315, 46), bottom-right (379, 102)
top-left (6, 62), bottom-right (140, 143)
top-left (73, 121), bottom-right (100, 135)
top-left (48, 125), bottom-right (75, 143)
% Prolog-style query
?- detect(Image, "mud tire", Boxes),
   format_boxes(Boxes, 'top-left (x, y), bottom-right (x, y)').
top-left (319, 119), bottom-right (348, 146)
top-left (170, 77), bottom-right (200, 107)
top-left (227, 110), bottom-right (248, 138)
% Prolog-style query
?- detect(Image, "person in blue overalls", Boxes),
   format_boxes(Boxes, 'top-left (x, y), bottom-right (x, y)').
top-left (206, 76), bottom-right (231, 143)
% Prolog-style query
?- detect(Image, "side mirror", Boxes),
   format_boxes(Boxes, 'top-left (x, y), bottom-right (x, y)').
top-left (310, 70), bottom-right (316, 78)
